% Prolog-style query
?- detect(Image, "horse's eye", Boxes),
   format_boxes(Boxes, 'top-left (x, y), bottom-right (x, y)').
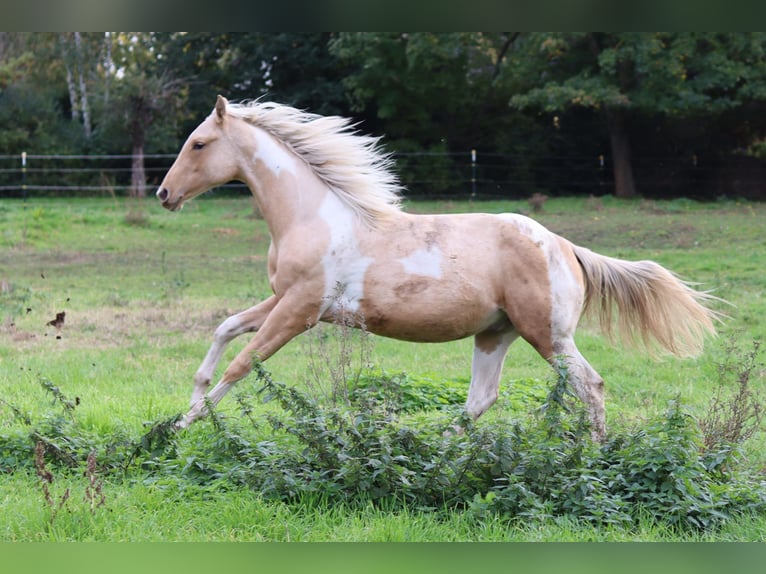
top-left (192, 142), bottom-right (206, 150)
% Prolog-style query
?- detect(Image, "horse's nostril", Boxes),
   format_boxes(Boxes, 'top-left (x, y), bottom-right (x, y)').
top-left (157, 188), bottom-right (169, 202)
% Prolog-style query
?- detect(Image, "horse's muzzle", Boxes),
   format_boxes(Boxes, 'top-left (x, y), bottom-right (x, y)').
top-left (156, 187), bottom-right (182, 211)
top-left (157, 187), bottom-right (170, 202)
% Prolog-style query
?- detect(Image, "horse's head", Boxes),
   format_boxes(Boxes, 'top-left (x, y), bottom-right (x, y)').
top-left (157, 95), bottom-right (241, 211)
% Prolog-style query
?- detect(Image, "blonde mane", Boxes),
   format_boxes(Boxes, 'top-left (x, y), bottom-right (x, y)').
top-left (225, 101), bottom-right (403, 226)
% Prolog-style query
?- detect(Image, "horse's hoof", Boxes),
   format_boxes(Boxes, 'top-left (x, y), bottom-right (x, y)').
top-left (443, 424), bottom-right (465, 438)
top-left (174, 416), bottom-right (190, 430)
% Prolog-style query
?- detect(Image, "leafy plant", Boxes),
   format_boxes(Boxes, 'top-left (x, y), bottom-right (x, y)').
top-left (163, 356), bottom-right (766, 531)
top-left (700, 339), bottom-right (764, 453)
top-left (351, 370), bottom-right (468, 414)
top-left (2, 342), bottom-right (765, 534)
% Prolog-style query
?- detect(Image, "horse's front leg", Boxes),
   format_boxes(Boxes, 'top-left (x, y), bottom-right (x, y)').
top-left (179, 294), bottom-right (321, 428)
top-left (190, 295), bottom-right (278, 407)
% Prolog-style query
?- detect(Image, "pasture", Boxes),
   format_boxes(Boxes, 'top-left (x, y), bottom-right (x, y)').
top-left (1, 195), bottom-right (764, 541)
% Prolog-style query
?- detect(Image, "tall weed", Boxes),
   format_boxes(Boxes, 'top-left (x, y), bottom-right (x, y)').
top-left (700, 339), bottom-right (764, 453)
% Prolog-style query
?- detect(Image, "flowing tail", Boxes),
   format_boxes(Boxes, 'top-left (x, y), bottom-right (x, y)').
top-left (570, 244), bottom-right (724, 358)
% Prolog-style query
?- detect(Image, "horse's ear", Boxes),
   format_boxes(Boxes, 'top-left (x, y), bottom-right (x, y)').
top-left (215, 95), bottom-right (228, 123)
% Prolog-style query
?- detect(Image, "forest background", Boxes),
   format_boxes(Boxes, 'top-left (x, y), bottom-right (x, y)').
top-left (1, 32), bottom-right (766, 201)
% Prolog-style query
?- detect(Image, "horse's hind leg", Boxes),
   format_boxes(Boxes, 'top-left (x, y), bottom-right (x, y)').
top-left (504, 238), bottom-right (606, 440)
top-left (516, 296), bottom-right (607, 440)
top-left (465, 329), bottom-right (518, 419)
top-left (522, 325), bottom-right (606, 440)
top-left (191, 295), bottom-right (278, 406)
top-left (549, 337), bottom-right (606, 441)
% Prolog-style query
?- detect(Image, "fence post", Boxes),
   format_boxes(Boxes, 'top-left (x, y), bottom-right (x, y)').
top-left (471, 149), bottom-right (476, 200)
top-left (21, 151), bottom-right (27, 202)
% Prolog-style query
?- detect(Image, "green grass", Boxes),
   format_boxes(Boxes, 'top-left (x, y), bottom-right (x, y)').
top-left (1, 195), bottom-right (764, 541)
top-left (2, 470), bottom-right (761, 542)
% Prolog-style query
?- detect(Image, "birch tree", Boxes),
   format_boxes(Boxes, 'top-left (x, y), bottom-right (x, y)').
top-left (58, 32), bottom-right (95, 139)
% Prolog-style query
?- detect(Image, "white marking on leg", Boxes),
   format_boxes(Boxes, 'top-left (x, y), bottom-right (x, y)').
top-left (182, 368), bottom-right (248, 428)
top-left (398, 247), bottom-right (442, 278)
top-left (503, 213), bottom-right (602, 437)
top-left (190, 297), bottom-right (278, 408)
top-left (466, 331), bottom-right (517, 418)
top-left (192, 315), bottom-right (244, 406)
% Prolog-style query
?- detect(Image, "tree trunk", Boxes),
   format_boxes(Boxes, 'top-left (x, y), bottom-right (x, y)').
top-left (605, 107), bottom-right (637, 199)
top-left (73, 32), bottom-right (92, 139)
top-left (131, 138), bottom-right (146, 198)
top-left (129, 94), bottom-right (154, 198)
top-left (60, 34), bottom-right (80, 123)
top-left (102, 32), bottom-right (112, 106)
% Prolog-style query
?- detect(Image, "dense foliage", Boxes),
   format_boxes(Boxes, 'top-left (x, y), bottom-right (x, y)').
top-left (2, 32), bottom-right (766, 199)
top-left (2, 351), bottom-right (764, 532)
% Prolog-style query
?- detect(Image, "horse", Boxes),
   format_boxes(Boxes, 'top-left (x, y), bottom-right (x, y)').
top-left (156, 95), bottom-right (721, 440)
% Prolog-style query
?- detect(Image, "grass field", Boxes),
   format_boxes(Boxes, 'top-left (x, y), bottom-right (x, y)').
top-left (1, 194), bottom-right (764, 541)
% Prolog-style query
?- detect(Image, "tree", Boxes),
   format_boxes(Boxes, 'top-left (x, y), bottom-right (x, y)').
top-left (58, 32), bottom-right (94, 140)
top-left (226, 33), bottom-right (350, 116)
top-left (0, 33), bottom-right (75, 155)
top-left (152, 32), bottom-right (352, 125)
top-left (122, 73), bottom-right (185, 197)
top-left (506, 33), bottom-right (766, 198)
top-left (329, 33), bottom-right (542, 196)
top-left (330, 33), bottom-right (481, 142)
top-left (105, 33), bottom-right (187, 197)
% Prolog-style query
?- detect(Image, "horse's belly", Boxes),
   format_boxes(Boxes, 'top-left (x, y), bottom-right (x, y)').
top-left (356, 281), bottom-right (504, 343)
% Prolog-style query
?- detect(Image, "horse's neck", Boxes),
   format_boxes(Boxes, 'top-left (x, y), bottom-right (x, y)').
top-left (243, 126), bottom-right (332, 240)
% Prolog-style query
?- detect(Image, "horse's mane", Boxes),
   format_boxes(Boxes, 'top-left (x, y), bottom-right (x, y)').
top-left (225, 100), bottom-right (403, 226)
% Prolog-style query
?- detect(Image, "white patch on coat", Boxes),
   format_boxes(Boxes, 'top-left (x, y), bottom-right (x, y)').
top-left (252, 128), bottom-right (298, 177)
top-left (318, 193), bottom-right (372, 316)
top-left (398, 247), bottom-right (443, 279)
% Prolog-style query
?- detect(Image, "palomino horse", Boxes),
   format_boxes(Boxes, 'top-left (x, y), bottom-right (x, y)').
top-left (157, 96), bottom-right (720, 440)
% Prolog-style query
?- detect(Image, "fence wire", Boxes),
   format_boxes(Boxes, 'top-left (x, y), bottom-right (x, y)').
top-left (0, 151), bottom-right (763, 200)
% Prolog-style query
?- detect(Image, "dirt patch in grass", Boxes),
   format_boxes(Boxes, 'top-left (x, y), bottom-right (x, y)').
top-left (2, 301), bottom-right (237, 352)
top-left (210, 227), bottom-right (240, 237)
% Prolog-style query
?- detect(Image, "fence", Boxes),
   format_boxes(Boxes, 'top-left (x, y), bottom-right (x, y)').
top-left (0, 153), bottom-right (176, 199)
top-left (1, 151), bottom-right (764, 201)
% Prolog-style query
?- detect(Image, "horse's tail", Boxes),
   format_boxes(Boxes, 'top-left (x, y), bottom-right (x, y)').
top-left (570, 243), bottom-right (723, 358)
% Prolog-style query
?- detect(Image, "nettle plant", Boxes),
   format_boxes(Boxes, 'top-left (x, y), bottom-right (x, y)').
top-left (166, 337), bottom-right (766, 530)
top-left (1, 335), bottom-right (765, 531)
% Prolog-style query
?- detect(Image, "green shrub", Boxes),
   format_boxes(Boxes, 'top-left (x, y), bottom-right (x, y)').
top-left (2, 354), bottom-right (765, 532)
top-left (166, 359), bottom-right (766, 530)
top-left (351, 370), bottom-right (467, 413)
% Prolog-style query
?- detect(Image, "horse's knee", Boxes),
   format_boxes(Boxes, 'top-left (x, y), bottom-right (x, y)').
top-left (193, 371), bottom-right (211, 389)
top-left (222, 356), bottom-right (252, 383)
top-left (214, 314), bottom-right (249, 344)
top-left (191, 372), bottom-right (211, 406)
